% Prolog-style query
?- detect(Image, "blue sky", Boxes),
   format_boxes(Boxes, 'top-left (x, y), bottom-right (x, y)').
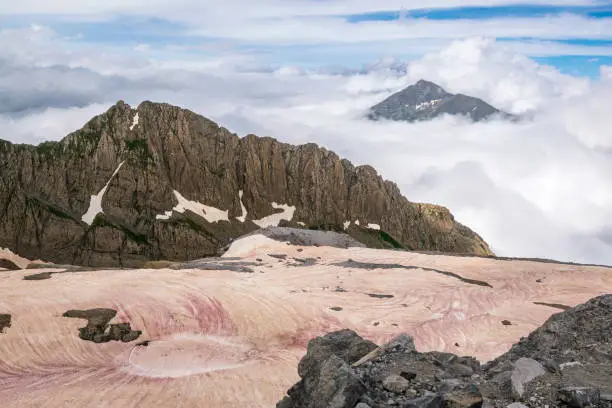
top-left (1, 1), bottom-right (612, 76)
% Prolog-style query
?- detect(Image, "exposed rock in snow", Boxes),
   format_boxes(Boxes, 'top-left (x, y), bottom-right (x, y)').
top-left (82, 161), bottom-right (125, 225)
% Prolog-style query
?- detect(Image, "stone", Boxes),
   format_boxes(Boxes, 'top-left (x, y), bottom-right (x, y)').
top-left (276, 396), bottom-right (292, 408)
top-left (439, 379), bottom-right (464, 393)
top-left (0, 314), bottom-right (11, 333)
top-left (277, 296), bottom-right (612, 408)
top-left (443, 387), bottom-right (484, 408)
top-left (354, 404), bottom-right (371, 408)
top-left (387, 334), bottom-right (417, 352)
top-left (506, 403), bottom-right (529, 408)
top-left (383, 375), bottom-right (410, 394)
top-left (298, 330), bottom-right (377, 378)
top-left (558, 387), bottom-right (600, 408)
top-left (63, 308), bottom-right (140, 344)
top-left (402, 391), bottom-right (444, 408)
top-left (448, 363), bottom-right (474, 377)
top-left (400, 371), bottom-right (417, 381)
top-left (510, 358), bottom-right (545, 397)
top-left (309, 354), bottom-right (366, 408)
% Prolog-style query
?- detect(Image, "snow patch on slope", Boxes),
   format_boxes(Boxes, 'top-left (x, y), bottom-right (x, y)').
top-left (252, 203), bottom-right (296, 228)
top-left (234, 190), bottom-right (295, 227)
top-left (130, 112), bottom-right (139, 130)
top-left (415, 99), bottom-right (441, 111)
top-left (367, 223), bottom-right (381, 230)
top-left (82, 161), bottom-right (125, 225)
top-left (158, 191), bottom-right (229, 223)
top-left (156, 211), bottom-right (173, 221)
top-left (236, 190), bottom-right (247, 222)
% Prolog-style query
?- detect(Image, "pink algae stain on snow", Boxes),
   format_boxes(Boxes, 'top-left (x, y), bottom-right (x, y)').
top-left (1, 234), bottom-right (611, 407)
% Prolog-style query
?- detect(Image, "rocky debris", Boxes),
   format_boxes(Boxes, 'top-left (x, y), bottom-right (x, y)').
top-left (382, 375), bottom-right (410, 393)
top-left (279, 330), bottom-right (377, 408)
top-left (559, 387), bottom-right (601, 408)
top-left (330, 307), bottom-right (344, 312)
top-left (63, 308), bottom-right (141, 343)
top-left (501, 320), bottom-right (512, 326)
top-left (509, 358), bottom-right (545, 397)
top-left (0, 259), bottom-right (20, 270)
top-left (0, 101), bottom-right (492, 267)
top-left (277, 295), bottom-right (612, 408)
top-left (0, 314), bottom-right (11, 333)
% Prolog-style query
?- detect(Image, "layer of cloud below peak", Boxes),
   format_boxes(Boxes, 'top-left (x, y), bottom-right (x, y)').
top-left (1, 27), bottom-right (612, 266)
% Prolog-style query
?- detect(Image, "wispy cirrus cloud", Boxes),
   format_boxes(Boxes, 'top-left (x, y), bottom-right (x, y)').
top-left (1, 1), bottom-right (611, 73)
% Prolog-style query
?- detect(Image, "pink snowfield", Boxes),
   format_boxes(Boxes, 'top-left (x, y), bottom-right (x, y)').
top-left (1, 235), bottom-right (611, 407)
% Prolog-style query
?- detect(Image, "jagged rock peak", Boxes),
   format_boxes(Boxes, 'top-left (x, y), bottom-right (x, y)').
top-left (0, 100), bottom-right (493, 267)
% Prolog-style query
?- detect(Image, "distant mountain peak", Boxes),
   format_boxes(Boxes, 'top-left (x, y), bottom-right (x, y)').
top-left (368, 80), bottom-right (512, 123)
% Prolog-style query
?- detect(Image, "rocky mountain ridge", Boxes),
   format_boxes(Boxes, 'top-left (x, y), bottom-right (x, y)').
top-left (368, 80), bottom-right (513, 123)
top-left (277, 294), bottom-right (612, 408)
top-left (0, 101), bottom-right (492, 267)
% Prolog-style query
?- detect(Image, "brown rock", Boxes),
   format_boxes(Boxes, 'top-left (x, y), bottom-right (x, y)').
top-left (0, 101), bottom-right (493, 267)
top-left (0, 259), bottom-right (20, 270)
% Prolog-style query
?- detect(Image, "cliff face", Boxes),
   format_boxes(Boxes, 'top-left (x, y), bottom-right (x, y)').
top-left (0, 101), bottom-right (492, 266)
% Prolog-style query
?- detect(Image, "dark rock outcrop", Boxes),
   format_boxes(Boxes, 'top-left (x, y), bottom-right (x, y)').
top-left (63, 308), bottom-right (141, 343)
top-left (0, 259), bottom-right (20, 270)
top-left (368, 79), bottom-right (513, 123)
top-left (277, 294), bottom-right (612, 408)
top-left (0, 101), bottom-right (492, 267)
top-left (0, 314), bottom-right (11, 333)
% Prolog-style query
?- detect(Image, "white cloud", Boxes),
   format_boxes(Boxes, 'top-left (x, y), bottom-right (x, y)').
top-left (2, 30), bottom-right (612, 265)
top-left (0, 0), bottom-right (599, 18)
top-left (0, 103), bottom-right (111, 144)
top-left (405, 37), bottom-right (590, 113)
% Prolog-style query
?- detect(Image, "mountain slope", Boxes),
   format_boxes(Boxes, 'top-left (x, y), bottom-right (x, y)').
top-left (368, 79), bottom-right (510, 122)
top-left (0, 101), bottom-right (493, 267)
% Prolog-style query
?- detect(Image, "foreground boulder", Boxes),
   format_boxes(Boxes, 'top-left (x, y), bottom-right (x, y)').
top-left (277, 294), bottom-right (612, 408)
top-left (0, 101), bottom-right (492, 267)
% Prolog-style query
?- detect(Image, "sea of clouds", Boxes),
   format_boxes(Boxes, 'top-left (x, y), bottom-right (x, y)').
top-left (2, 26), bottom-right (612, 264)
